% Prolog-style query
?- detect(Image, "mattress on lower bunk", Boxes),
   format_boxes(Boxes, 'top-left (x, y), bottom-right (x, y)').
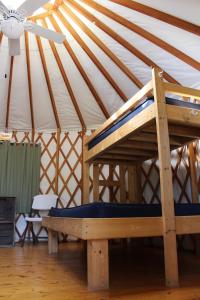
top-left (88, 97), bottom-right (200, 149)
top-left (49, 202), bottom-right (200, 218)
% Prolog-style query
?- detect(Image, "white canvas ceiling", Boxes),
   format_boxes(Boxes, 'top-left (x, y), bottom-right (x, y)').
top-left (0, 0), bottom-right (199, 131)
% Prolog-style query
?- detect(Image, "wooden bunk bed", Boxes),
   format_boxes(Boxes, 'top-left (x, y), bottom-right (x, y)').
top-left (43, 68), bottom-right (200, 291)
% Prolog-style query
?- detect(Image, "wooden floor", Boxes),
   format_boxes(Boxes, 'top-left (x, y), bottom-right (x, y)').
top-left (1, 241), bottom-right (200, 300)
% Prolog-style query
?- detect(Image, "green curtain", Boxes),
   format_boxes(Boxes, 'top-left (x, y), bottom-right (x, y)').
top-left (0, 142), bottom-right (41, 213)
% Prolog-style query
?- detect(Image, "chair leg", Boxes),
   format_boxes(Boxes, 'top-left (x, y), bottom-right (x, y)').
top-left (29, 222), bottom-right (38, 244)
top-left (19, 222), bottom-right (30, 247)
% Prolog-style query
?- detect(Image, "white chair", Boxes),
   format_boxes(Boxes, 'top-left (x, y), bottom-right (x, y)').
top-left (21, 194), bottom-right (58, 246)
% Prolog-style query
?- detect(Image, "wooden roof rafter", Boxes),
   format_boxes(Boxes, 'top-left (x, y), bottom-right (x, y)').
top-left (24, 31), bottom-right (35, 131)
top-left (30, 2), bottom-right (56, 20)
top-left (110, 0), bottom-right (200, 37)
top-left (49, 15), bottom-right (110, 119)
top-left (62, 2), bottom-right (144, 89)
top-left (5, 56), bottom-right (14, 129)
top-left (35, 30), bottom-right (61, 129)
top-left (69, 0), bottom-right (180, 84)
top-left (87, 0), bottom-right (200, 72)
top-left (0, 33), bottom-right (3, 43)
top-left (40, 18), bottom-right (86, 130)
top-left (55, 9), bottom-right (128, 102)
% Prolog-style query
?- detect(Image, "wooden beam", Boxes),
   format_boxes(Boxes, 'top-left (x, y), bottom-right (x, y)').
top-left (127, 165), bottom-right (142, 203)
top-left (48, 229), bottom-right (58, 254)
top-left (129, 132), bottom-right (157, 143)
top-left (87, 239), bottom-right (109, 290)
top-left (63, 2), bottom-right (143, 88)
top-left (53, 0), bottom-right (63, 9)
top-left (109, 165), bottom-right (114, 202)
top-left (5, 56), bottom-right (14, 129)
top-left (78, 0), bottom-right (200, 71)
top-left (35, 34), bottom-right (61, 129)
top-left (48, 16), bottom-right (110, 119)
top-left (56, 9), bottom-right (127, 102)
top-left (55, 129), bottom-right (61, 195)
top-left (71, 0), bottom-right (179, 84)
top-left (99, 180), bottom-right (120, 187)
top-left (94, 159), bottom-right (136, 165)
top-left (164, 82), bottom-right (200, 100)
top-left (152, 68), bottom-right (178, 288)
top-left (82, 134), bottom-right (90, 203)
top-left (41, 19), bottom-right (86, 130)
top-left (188, 143), bottom-right (198, 204)
top-left (167, 105), bottom-right (200, 128)
top-left (119, 165), bottom-right (126, 203)
top-left (43, 215), bottom-right (200, 240)
top-left (110, 0), bottom-right (200, 37)
top-left (43, 215), bottom-right (163, 240)
top-left (93, 163), bottom-right (100, 202)
top-left (119, 140), bottom-right (158, 151)
top-left (128, 166), bottom-right (135, 203)
top-left (100, 153), bottom-right (144, 161)
top-left (29, 1), bottom-right (56, 20)
top-left (0, 33), bottom-right (3, 43)
top-left (24, 31), bottom-right (35, 131)
top-left (108, 147), bottom-right (154, 157)
top-left (146, 125), bottom-right (200, 139)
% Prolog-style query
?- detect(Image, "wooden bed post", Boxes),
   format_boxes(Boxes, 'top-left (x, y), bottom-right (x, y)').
top-left (119, 165), bottom-right (126, 203)
top-left (152, 68), bottom-right (179, 288)
top-left (93, 163), bottom-right (100, 202)
top-left (188, 142), bottom-right (200, 253)
top-left (87, 239), bottom-right (109, 290)
top-left (128, 165), bottom-right (142, 203)
top-left (109, 165), bottom-right (114, 202)
top-left (83, 134), bottom-right (90, 204)
top-left (48, 229), bottom-right (58, 254)
top-left (188, 143), bottom-right (198, 204)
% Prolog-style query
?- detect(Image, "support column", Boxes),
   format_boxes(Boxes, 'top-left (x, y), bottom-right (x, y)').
top-left (48, 229), bottom-right (58, 254)
top-left (109, 165), bottom-right (114, 202)
top-left (128, 165), bottom-right (142, 203)
top-left (93, 163), bottom-right (100, 202)
top-left (188, 143), bottom-right (198, 204)
top-left (188, 142), bottom-right (200, 253)
top-left (55, 129), bottom-right (61, 195)
top-left (87, 239), bottom-right (109, 290)
top-left (119, 165), bottom-right (126, 203)
top-left (153, 68), bottom-right (179, 287)
top-left (82, 134), bottom-right (90, 204)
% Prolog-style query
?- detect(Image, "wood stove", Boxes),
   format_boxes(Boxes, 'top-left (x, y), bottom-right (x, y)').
top-left (0, 197), bottom-right (16, 246)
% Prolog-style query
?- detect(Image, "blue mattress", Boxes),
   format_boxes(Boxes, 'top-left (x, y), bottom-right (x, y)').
top-left (88, 97), bottom-right (200, 149)
top-left (49, 202), bottom-right (200, 218)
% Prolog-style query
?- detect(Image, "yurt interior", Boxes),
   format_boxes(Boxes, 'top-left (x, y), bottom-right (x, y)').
top-left (0, 0), bottom-right (200, 299)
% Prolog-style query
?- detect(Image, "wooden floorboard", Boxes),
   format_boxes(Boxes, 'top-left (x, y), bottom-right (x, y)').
top-left (1, 242), bottom-right (200, 299)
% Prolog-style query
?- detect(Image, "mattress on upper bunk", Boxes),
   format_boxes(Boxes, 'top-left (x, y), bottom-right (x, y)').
top-left (88, 97), bottom-right (200, 149)
top-left (49, 202), bottom-right (200, 218)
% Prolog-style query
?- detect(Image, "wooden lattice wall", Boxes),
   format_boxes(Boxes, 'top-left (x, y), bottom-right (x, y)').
top-left (11, 131), bottom-right (199, 243)
top-left (13, 130), bottom-right (83, 242)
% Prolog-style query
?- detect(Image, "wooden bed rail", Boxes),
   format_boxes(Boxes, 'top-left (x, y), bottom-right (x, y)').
top-left (85, 78), bottom-right (200, 148)
top-left (164, 82), bottom-right (200, 100)
top-left (85, 80), bottom-right (153, 145)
